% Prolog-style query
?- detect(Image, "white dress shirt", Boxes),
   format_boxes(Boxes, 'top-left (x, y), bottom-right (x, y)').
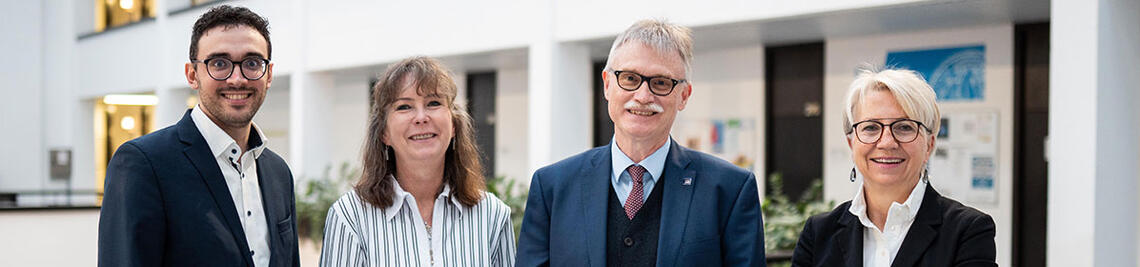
top-left (191, 106), bottom-right (271, 267)
top-left (320, 176), bottom-right (516, 266)
top-left (610, 136), bottom-right (671, 206)
top-left (848, 179), bottom-right (927, 267)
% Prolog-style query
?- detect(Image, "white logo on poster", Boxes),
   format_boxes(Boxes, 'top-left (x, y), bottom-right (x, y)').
top-left (929, 49), bottom-right (985, 100)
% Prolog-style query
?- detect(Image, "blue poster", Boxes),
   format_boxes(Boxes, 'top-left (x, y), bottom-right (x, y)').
top-left (885, 45), bottom-right (985, 101)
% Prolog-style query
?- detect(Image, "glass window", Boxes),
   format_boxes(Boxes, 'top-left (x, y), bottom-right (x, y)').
top-left (93, 0), bottom-right (157, 33)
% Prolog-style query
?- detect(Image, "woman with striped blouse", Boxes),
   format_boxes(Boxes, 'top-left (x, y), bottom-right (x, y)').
top-left (320, 56), bottom-right (515, 266)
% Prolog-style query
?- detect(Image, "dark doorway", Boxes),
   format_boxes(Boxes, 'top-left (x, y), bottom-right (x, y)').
top-left (593, 61), bottom-right (615, 148)
top-left (467, 72), bottom-right (497, 178)
top-left (1013, 22), bottom-right (1049, 267)
top-left (765, 42), bottom-right (825, 202)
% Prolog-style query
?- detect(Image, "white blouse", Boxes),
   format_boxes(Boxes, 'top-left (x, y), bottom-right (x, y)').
top-left (320, 178), bottom-right (516, 267)
top-left (848, 179), bottom-right (927, 267)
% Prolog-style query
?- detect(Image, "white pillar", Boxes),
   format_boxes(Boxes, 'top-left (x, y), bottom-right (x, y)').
top-left (1047, 0), bottom-right (1140, 266)
top-left (155, 88), bottom-right (191, 127)
top-left (152, 0), bottom-right (187, 129)
top-left (526, 1), bottom-right (593, 175)
top-left (290, 72), bottom-right (335, 182)
top-left (42, 0), bottom-right (77, 190)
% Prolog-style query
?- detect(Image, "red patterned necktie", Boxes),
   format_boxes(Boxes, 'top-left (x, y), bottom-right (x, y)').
top-left (624, 164), bottom-right (647, 220)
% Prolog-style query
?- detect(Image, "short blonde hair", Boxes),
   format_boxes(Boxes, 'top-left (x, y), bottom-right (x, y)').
top-left (604, 18), bottom-right (694, 78)
top-left (842, 68), bottom-right (942, 137)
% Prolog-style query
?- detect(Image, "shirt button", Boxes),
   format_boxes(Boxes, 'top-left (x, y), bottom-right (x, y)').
top-left (250, 250), bottom-right (255, 255)
top-left (623, 237), bottom-right (634, 247)
top-left (247, 211), bottom-right (251, 216)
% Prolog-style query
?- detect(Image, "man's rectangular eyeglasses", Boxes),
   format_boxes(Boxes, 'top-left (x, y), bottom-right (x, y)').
top-left (191, 57), bottom-right (270, 81)
top-left (611, 70), bottom-right (685, 96)
top-left (847, 119), bottom-right (932, 144)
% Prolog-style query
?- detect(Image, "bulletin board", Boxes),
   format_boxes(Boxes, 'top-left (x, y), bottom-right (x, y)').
top-left (928, 111), bottom-right (999, 203)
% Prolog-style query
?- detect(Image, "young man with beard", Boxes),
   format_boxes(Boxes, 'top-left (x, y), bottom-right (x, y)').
top-left (98, 5), bottom-right (298, 267)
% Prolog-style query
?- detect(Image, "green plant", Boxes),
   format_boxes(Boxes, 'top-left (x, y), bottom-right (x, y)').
top-left (485, 176), bottom-right (528, 239)
top-left (296, 162), bottom-right (358, 242)
top-left (761, 172), bottom-right (834, 265)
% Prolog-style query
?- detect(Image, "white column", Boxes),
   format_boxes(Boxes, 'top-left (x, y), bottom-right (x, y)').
top-left (155, 88), bottom-right (191, 127)
top-left (526, 0), bottom-right (555, 174)
top-left (550, 43), bottom-right (593, 160)
top-left (152, 0), bottom-right (187, 129)
top-left (1048, 0), bottom-right (1140, 266)
top-left (527, 0), bottom-right (593, 175)
top-left (290, 72), bottom-right (335, 182)
top-left (41, 0), bottom-right (77, 190)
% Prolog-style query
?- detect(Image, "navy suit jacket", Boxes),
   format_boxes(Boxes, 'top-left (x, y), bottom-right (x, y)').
top-left (791, 184), bottom-right (997, 267)
top-left (516, 140), bottom-right (766, 266)
top-left (98, 110), bottom-right (299, 267)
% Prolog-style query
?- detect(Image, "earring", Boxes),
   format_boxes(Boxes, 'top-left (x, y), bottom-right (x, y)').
top-left (451, 137), bottom-right (456, 150)
top-left (382, 145), bottom-right (390, 161)
top-left (850, 167), bottom-right (857, 182)
top-left (923, 165), bottom-right (930, 182)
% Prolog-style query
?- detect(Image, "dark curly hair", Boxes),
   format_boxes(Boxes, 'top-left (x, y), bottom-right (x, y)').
top-left (189, 5), bottom-right (271, 61)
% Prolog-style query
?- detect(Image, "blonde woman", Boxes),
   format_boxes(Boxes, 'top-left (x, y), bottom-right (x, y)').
top-left (792, 68), bottom-right (996, 267)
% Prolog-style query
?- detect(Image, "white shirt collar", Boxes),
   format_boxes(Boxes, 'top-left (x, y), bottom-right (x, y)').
top-left (848, 178), bottom-right (927, 229)
top-left (382, 175), bottom-right (465, 221)
top-left (610, 136), bottom-right (671, 184)
top-left (190, 105), bottom-right (268, 159)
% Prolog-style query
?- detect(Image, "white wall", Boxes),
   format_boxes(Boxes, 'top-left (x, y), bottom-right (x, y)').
top-left (1048, 0), bottom-right (1140, 265)
top-left (824, 24), bottom-right (1014, 266)
top-left (676, 44), bottom-right (766, 197)
top-left (325, 73), bottom-right (371, 176)
top-left (0, 209), bottom-right (99, 266)
top-left (552, 0), bottom-right (923, 42)
top-left (496, 68), bottom-right (530, 184)
top-left (301, 1), bottom-right (542, 72)
top-left (0, 0), bottom-right (45, 191)
top-left (255, 83), bottom-right (293, 165)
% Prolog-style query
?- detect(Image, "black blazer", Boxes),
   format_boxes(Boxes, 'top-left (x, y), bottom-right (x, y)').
top-left (791, 184), bottom-right (996, 267)
top-left (98, 110), bottom-right (299, 267)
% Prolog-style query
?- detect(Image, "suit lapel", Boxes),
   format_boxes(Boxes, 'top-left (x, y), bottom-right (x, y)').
top-left (891, 184), bottom-right (943, 267)
top-left (655, 140), bottom-right (695, 267)
top-left (835, 209), bottom-right (864, 267)
top-left (257, 156), bottom-right (280, 260)
top-left (581, 145), bottom-right (612, 267)
top-left (176, 110), bottom-right (253, 260)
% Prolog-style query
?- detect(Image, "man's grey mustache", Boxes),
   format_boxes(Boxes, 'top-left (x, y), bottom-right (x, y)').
top-left (623, 100), bottom-right (663, 113)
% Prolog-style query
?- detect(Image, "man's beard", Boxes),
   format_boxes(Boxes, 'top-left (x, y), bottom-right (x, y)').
top-left (203, 86), bottom-right (264, 129)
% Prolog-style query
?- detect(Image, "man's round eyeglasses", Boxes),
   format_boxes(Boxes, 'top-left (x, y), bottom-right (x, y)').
top-left (611, 70), bottom-right (685, 96)
top-left (847, 119), bottom-right (932, 144)
top-left (191, 57), bottom-right (270, 81)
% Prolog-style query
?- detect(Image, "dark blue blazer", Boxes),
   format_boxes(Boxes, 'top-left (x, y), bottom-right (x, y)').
top-left (98, 110), bottom-right (299, 267)
top-left (516, 140), bottom-right (766, 266)
top-left (791, 184), bottom-right (997, 267)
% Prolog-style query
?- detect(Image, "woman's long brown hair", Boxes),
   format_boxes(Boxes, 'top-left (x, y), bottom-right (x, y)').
top-left (355, 56), bottom-right (485, 209)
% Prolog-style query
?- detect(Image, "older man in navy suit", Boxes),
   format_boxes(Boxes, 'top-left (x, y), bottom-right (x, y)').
top-left (516, 19), bottom-right (766, 267)
top-left (98, 6), bottom-right (298, 267)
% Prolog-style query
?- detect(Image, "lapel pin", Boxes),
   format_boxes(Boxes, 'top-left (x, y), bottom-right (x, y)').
top-left (682, 177), bottom-right (693, 186)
